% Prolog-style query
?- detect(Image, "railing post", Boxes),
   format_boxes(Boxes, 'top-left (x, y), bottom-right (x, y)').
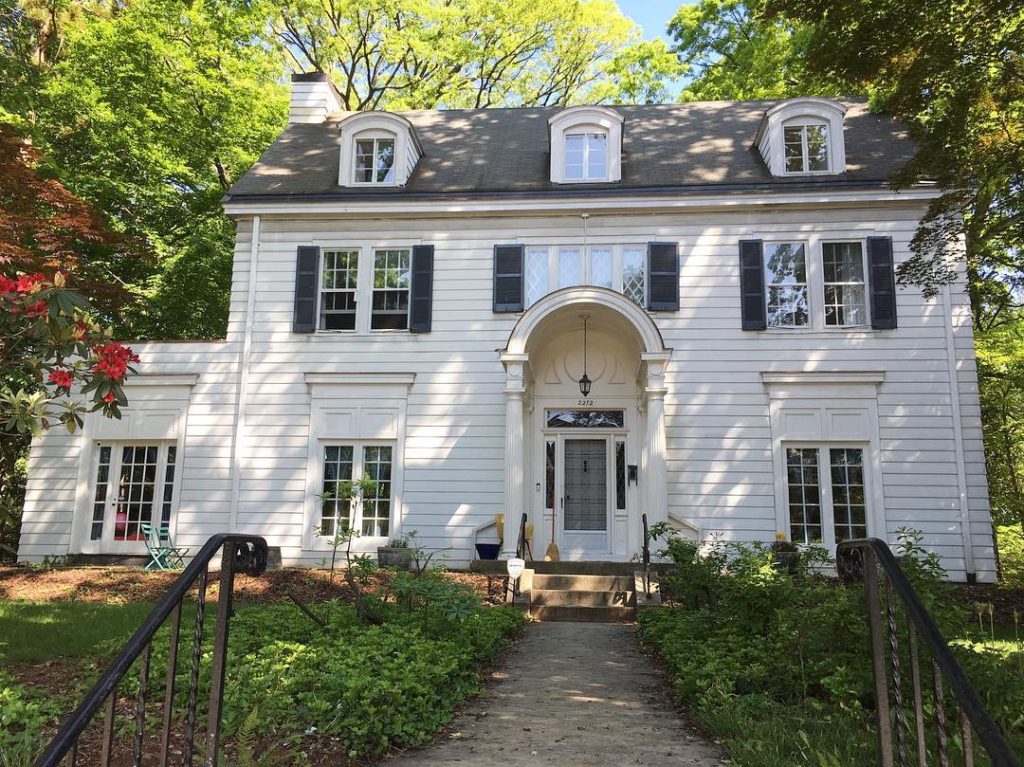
top-left (864, 547), bottom-right (895, 767)
top-left (206, 542), bottom-right (238, 767)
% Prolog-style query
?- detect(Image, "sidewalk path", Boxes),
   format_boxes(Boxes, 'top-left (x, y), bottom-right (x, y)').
top-left (386, 621), bottom-right (726, 766)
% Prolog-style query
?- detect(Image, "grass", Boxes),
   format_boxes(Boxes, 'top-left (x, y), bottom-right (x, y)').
top-left (0, 600), bottom-right (156, 665)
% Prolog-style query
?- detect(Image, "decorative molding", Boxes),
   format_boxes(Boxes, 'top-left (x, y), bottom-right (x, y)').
top-left (304, 372), bottom-right (415, 387)
top-left (125, 374), bottom-right (199, 387)
top-left (761, 371), bottom-right (884, 387)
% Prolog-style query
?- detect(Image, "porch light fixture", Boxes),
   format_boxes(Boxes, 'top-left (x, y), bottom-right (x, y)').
top-left (579, 314), bottom-right (592, 397)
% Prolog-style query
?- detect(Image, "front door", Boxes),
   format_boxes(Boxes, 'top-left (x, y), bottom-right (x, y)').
top-left (560, 437), bottom-right (610, 556)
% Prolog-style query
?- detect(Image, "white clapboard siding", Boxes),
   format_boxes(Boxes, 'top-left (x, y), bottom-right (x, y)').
top-left (16, 201), bottom-right (996, 581)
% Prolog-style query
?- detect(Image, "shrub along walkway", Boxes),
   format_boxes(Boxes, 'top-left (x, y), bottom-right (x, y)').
top-left (387, 621), bottom-right (725, 766)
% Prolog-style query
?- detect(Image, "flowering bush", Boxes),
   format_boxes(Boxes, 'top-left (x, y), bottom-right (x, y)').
top-left (0, 269), bottom-right (138, 436)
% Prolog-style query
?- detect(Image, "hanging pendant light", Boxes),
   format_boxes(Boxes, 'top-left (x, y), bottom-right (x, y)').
top-left (579, 315), bottom-right (592, 397)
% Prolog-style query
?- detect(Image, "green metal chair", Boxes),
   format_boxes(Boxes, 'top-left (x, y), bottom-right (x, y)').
top-left (142, 523), bottom-right (190, 570)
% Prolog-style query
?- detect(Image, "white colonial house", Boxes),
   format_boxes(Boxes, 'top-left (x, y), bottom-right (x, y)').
top-left (18, 74), bottom-right (996, 581)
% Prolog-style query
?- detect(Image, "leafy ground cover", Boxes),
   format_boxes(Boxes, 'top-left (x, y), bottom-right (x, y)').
top-left (639, 532), bottom-right (1024, 767)
top-left (0, 565), bottom-right (521, 766)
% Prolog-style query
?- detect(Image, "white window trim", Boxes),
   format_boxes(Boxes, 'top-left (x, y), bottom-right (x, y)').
top-left (313, 239), bottom-right (421, 335)
top-left (782, 122), bottom-right (831, 175)
top-left (302, 376), bottom-right (411, 552)
top-left (754, 98), bottom-right (847, 177)
top-left (337, 112), bottom-right (421, 188)
top-left (782, 442), bottom-right (871, 549)
top-left (520, 243), bottom-right (647, 308)
top-left (763, 236), bottom-right (872, 332)
top-left (563, 130), bottom-right (610, 182)
top-left (548, 106), bottom-right (623, 184)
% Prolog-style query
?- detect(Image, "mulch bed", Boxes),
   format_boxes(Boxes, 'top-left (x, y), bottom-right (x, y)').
top-left (948, 582), bottom-right (1024, 625)
top-left (0, 565), bottom-right (492, 606)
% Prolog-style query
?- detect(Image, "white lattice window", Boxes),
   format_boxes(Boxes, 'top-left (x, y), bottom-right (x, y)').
top-left (523, 244), bottom-right (647, 307)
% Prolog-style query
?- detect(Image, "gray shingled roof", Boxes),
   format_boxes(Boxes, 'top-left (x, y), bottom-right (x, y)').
top-left (225, 100), bottom-right (918, 201)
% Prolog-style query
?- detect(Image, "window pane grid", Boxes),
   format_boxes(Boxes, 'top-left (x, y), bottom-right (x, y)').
top-left (558, 247), bottom-right (582, 289)
top-left (355, 138), bottom-right (395, 183)
top-left (321, 445), bottom-right (354, 537)
top-left (161, 446), bottom-right (176, 526)
top-left (114, 445), bottom-right (159, 542)
top-left (590, 247), bottom-right (613, 288)
top-left (830, 448), bottom-right (867, 542)
top-left (786, 447), bottom-right (822, 544)
top-left (783, 124), bottom-right (829, 173)
top-left (320, 249), bottom-right (359, 330)
top-left (526, 247), bottom-right (549, 307)
top-left (371, 249), bottom-right (411, 330)
top-left (90, 446), bottom-right (112, 541)
top-left (362, 446), bottom-right (392, 538)
top-left (564, 132), bottom-right (607, 180)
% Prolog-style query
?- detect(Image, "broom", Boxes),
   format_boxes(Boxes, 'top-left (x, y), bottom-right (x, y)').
top-left (545, 503), bottom-right (560, 561)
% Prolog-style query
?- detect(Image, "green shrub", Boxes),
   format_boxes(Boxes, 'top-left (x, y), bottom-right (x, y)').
top-left (997, 525), bottom-right (1024, 587)
top-left (0, 672), bottom-right (60, 767)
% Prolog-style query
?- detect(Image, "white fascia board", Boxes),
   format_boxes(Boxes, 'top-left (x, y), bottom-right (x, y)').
top-left (223, 187), bottom-right (942, 218)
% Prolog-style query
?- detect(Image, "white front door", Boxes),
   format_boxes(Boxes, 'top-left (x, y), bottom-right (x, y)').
top-left (559, 436), bottom-right (611, 557)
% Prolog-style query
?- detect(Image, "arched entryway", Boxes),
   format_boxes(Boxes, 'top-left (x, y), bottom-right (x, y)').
top-left (499, 287), bottom-right (671, 560)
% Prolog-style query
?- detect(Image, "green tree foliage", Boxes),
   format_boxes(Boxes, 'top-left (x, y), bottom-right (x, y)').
top-left (668, 0), bottom-right (845, 102)
top-left (273, 0), bottom-right (682, 110)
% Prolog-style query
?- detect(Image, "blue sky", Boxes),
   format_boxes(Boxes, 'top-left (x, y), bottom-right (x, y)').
top-left (615, 0), bottom-right (684, 41)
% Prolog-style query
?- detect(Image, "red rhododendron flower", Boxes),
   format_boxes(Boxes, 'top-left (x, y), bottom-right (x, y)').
top-left (48, 369), bottom-right (75, 389)
top-left (16, 273), bottom-right (46, 294)
top-left (102, 391), bottom-right (116, 403)
top-left (71, 321), bottom-right (89, 340)
top-left (24, 299), bottom-right (47, 318)
top-left (91, 342), bottom-right (140, 383)
top-left (0, 276), bottom-right (16, 294)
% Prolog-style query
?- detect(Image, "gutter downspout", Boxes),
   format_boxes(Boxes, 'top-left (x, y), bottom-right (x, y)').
top-left (229, 215), bottom-right (260, 533)
top-left (941, 281), bottom-right (975, 580)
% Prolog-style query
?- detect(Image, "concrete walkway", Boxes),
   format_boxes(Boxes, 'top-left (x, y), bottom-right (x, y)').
top-left (387, 622), bottom-right (726, 766)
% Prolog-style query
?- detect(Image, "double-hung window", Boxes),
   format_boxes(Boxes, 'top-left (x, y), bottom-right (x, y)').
top-left (320, 249), bottom-right (359, 330)
top-left (320, 443), bottom-right (394, 538)
top-left (783, 123), bottom-right (829, 173)
top-left (564, 132), bottom-right (608, 181)
top-left (90, 443), bottom-right (178, 544)
top-left (822, 242), bottom-right (868, 326)
top-left (524, 244), bottom-right (646, 308)
top-left (371, 248), bottom-right (411, 330)
top-left (354, 136), bottom-right (396, 184)
top-left (785, 445), bottom-right (868, 547)
top-left (764, 242), bottom-right (808, 327)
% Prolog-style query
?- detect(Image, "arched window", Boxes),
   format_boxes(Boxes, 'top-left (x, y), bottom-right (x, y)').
top-left (548, 106), bottom-right (623, 184)
top-left (754, 98), bottom-right (847, 177)
top-left (337, 112), bottom-right (421, 188)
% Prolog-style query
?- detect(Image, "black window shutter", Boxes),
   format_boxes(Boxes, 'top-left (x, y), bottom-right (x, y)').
top-left (493, 245), bottom-right (524, 312)
top-left (868, 236), bottom-right (897, 330)
top-left (739, 240), bottom-right (766, 330)
top-left (647, 242), bottom-right (680, 311)
top-left (409, 244), bottom-right (434, 333)
top-left (293, 245), bottom-right (320, 333)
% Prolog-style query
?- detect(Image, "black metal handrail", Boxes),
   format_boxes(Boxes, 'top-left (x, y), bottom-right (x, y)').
top-left (34, 534), bottom-right (268, 767)
top-left (641, 513), bottom-right (651, 599)
top-left (837, 538), bottom-right (1020, 767)
top-left (515, 512), bottom-right (527, 560)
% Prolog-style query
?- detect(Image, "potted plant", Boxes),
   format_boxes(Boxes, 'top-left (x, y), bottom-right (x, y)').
top-left (378, 530), bottom-right (417, 570)
top-left (770, 532), bottom-right (800, 574)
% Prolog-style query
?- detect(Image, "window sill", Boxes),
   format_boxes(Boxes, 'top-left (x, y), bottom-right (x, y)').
top-left (312, 329), bottom-right (411, 337)
top-left (762, 325), bottom-right (878, 336)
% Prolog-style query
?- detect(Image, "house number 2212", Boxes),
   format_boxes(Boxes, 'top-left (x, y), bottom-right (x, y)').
top-left (577, 399), bottom-right (594, 406)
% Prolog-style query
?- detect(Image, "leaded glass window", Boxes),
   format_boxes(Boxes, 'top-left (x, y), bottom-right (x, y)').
top-left (822, 242), bottom-right (867, 326)
top-left (546, 410), bottom-right (624, 428)
top-left (558, 247), bottom-right (582, 289)
top-left (590, 247), bottom-right (613, 289)
top-left (525, 246), bottom-right (549, 307)
top-left (764, 243), bottom-right (808, 327)
top-left (622, 246), bottom-right (645, 306)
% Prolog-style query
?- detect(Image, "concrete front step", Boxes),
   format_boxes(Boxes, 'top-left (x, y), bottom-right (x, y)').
top-left (470, 559), bottom-right (638, 576)
top-left (529, 604), bottom-right (637, 622)
top-left (531, 588), bottom-right (635, 607)
top-left (531, 573), bottom-right (635, 592)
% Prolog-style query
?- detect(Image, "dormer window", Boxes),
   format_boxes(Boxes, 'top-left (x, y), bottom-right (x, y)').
top-left (354, 135), bottom-right (396, 184)
top-left (783, 123), bottom-right (829, 174)
top-left (754, 98), bottom-right (847, 177)
top-left (548, 106), bottom-right (623, 184)
top-left (337, 112), bottom-right (421, 188)
top-left (565, 131), bottom-right (608, 181)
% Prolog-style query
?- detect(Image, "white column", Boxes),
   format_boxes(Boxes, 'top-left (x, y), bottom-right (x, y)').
top-left (501, 355), bottom-right (529, 558)
top-left (642, 354), bottom-right (670, 528)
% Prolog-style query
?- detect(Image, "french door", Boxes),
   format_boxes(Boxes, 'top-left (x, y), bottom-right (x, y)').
top-left (85, 442), bottom-right (177, 554)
